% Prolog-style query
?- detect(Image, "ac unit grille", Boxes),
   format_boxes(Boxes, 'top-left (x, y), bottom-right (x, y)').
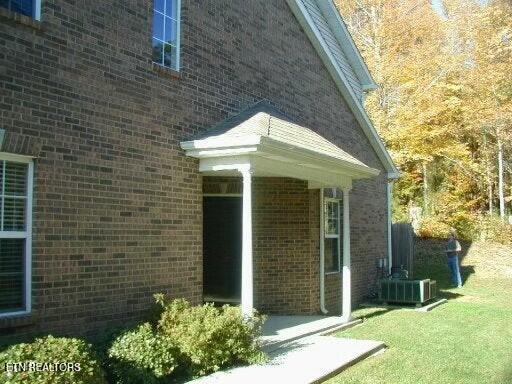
top-left (379, 279), bottom-right (437, 305)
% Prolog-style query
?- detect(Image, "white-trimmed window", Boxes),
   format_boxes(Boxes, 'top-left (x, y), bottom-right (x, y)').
top-left (152, 0), bottom-right (181, 71)
top-left (0, 0), bottom-right (41, 20)
top-left (0, 154), bottom-right (33, 317)
top-left (324, 198), bottom-right (341, 273)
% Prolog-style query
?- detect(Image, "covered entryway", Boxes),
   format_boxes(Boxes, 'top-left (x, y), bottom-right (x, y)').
top-left (203, 196), bottom-right (242, 303)
top-left (181, 101), bottom-right (380, 321)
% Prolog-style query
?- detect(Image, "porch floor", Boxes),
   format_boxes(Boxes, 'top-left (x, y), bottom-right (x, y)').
top-left (188, 315), bottom-right (385, 383)
top-left (189, 335), bottom-right (385, 384)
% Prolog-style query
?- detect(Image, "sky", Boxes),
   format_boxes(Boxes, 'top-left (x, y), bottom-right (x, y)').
top-left (431, 0), bottom-right (489, 19)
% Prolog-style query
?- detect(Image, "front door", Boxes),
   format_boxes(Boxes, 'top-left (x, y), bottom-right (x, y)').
top-left (203, 196), bottom-right (242, 302)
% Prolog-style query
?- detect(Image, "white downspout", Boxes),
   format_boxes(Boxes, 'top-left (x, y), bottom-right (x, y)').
top-left (387, 180), bottom-right (394, 275)
top-left (319, 188), bottom-right (328, 314)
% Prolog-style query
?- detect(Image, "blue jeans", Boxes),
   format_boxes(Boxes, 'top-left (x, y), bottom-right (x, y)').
top-left (447, 256), bottom-right (462, 287)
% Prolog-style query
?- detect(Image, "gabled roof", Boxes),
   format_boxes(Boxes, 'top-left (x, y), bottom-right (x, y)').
top-left (286, 0), bottom-right (399, 178)
top-left (181, 101), bottom-right (380, 180)
top-left (191, 101), bottom-right (367, 167)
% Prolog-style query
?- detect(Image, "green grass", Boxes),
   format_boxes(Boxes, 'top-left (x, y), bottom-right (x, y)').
top-left (327, 241), bottom-right (512, 384)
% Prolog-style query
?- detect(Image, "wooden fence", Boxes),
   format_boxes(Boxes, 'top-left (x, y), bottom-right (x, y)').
top-left (391, 222), bottom-right (415, 278)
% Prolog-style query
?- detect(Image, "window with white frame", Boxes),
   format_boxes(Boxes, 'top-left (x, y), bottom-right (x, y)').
top-left (324, 198), bottom-right (341, 273)
top-left (0, 0), bottom-right (41, 20)
top-left (152, 0), bottom-right (181, 71)
top-left (0, 156), bottom-right (33, 316)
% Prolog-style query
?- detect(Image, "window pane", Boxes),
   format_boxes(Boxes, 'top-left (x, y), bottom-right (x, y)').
top-left (163, 43), bottom-right (176, 69)
top-left (154, 0), bottom-right (165, 13)
top-left (164, 17), bottom-right (177, 45)
top-left (1, 0), bottom-right (33, 17)
top-left (325, 238), bottom-right (339, 273)
top-left (4, 162), bottom-right (27, 196)
top-left (326, 218), bottom-right (338, 235)
top-left (152, 38), bottom-right (164, 64)
top-left (0, 238), bottom-right (25, 313)
top-left (166, 0), bottom-right (178, 19)
top-left (3, 197), bottom-right (26, 231)
top-left (153, 10), bottom-right (164, 40)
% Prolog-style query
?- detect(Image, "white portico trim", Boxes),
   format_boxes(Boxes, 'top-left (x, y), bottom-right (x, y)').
top-left (341, 187), bottom-right (352, 322)
top-left (181, 102), bottom-right (380, 318)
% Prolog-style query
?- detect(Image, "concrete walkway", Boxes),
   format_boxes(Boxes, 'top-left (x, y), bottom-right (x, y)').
top-left (188, 335), bottom-right (385, 384)
top-left (261, 315), bottom-right (362, 351)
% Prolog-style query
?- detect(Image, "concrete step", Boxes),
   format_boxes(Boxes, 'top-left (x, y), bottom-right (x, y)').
top-left (261, 316), bottom-right (362, 352)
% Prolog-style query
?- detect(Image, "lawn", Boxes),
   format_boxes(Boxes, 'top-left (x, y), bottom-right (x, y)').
top-left (327, 240), bottom-right (512, 384)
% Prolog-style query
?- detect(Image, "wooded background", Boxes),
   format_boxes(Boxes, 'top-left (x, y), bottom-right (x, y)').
top-left (337, 0), bottom-right (512, 241)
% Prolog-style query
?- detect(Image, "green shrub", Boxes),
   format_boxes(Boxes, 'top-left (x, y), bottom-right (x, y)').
top-left (0, 335), bottom-right (107, 384)
top-left (156, 296), bottom-right (266, 377)
top-left (108, 322), bottom-right (182, 384)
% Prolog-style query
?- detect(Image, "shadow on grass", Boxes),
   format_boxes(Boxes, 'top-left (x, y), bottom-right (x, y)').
top-left (356, 308), bottom-right (396, 321)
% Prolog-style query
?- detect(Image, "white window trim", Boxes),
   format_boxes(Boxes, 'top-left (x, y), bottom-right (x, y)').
top-left (0, 152), bottom-right (33, 318)
top-left (324, 197), bottom-right (341, 274)
top-left (34, 0), bottom-right (41, 20)
top-left (152, 0), bottom-right (181, 71)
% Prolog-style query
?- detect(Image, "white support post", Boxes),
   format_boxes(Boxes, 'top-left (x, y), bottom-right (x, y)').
top-left (240, 166), bottom-right (253, 317)
top-left (342, 187), bottom-right (352, 322)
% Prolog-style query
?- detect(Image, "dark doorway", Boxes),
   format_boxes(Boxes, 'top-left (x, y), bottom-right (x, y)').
top-left (203, 196), bottom-right (242, 303)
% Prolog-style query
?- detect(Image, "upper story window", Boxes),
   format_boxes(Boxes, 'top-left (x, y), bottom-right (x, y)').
top-left (152, 0), bottom-right (181, 71)
top-left (0, 155), bottom-right (33, 317)
top-left (0, 0), bottom-right (41, 20)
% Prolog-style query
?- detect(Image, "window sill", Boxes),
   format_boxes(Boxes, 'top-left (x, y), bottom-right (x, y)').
top-left (0, 7), bottom-right (42, 30)
top-left (0, 311), bottom-right (37, 329)
top-left (151, 62), bottom-right (181, 79)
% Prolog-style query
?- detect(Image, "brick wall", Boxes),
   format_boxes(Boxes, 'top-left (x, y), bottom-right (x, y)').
top-left (0, 0), bottom-right (388, 341)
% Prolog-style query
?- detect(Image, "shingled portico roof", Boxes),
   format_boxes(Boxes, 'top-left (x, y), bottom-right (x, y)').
top-left (180, 101), bottom-right (379, 189)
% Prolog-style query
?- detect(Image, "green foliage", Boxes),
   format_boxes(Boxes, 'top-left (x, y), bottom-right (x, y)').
top-left (108, 323), bottom-right (181, 384)
top-left (107, 296), bottom-right (266, 383)
top-left (0, 336), bottom-right (107, 384)
top-left (156, 297), bottom-right (266, 377)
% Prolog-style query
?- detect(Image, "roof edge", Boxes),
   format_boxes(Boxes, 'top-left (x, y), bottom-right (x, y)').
top-left (286, 0), bottom-right (398, 175)
top-left (317, 0), bottom-right (378, 89)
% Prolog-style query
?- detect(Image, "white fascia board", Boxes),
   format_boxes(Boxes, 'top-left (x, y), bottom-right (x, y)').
top-left (286, 0), bottom-right (399, 177)
top-left (180, 134), bottom-right (261, 151)
top-left (184, 147), bottom-right (259, 159)
top-left (317, 0), bottom-right (377, 90)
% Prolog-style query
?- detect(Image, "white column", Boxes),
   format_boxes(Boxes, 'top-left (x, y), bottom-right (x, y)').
top-left (342, 187), bottom-right (352, 322)
top-left (240, 166), bottom-right (253, 317)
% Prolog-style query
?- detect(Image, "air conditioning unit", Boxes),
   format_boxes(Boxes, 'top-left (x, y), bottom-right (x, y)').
top-left (379, 279), bottom-right (437, 306)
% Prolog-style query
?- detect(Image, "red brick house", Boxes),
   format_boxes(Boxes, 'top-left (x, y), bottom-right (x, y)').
top-left (0, 0), bottom-right (398, 341)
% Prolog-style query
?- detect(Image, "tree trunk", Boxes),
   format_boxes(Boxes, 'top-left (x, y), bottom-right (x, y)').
top-left (422, 162), bottom-right (428, 215)
top-left (488, 181), bottom-right (493, 215)
top-left (498, 139), bottom-right (505, 220)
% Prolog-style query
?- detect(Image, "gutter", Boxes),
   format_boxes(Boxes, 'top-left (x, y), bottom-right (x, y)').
top-left (319, 188), bottom-right (328, 314)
